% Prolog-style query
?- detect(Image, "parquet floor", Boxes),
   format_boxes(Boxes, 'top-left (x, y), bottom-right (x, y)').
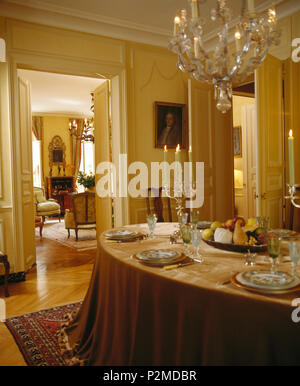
top-left (0, 236), bottom-right (96, 366)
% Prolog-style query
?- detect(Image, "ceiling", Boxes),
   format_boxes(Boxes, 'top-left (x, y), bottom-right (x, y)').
top-left (1, 0), bottom-right (299, 46)
top-left (18, 69), bottom-right (105, 116)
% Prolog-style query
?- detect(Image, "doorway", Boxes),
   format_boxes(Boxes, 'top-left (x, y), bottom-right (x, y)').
top-left (232, 82), bottom-right (256, 220)
top-left (17, 68), bottom-right (106, 253)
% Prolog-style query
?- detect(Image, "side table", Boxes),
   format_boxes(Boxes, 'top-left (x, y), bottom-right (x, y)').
top-left (0, 252), bottom-right (10, 297)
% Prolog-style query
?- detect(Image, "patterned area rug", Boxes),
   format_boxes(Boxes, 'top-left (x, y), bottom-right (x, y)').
top-left (5, 302), bottom-right (81, 366)
top-left (38, 219), bottom-right (97, 251)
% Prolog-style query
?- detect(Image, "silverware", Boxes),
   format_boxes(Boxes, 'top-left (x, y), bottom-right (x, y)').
top-left (163, 261), bottom-right (195, 270)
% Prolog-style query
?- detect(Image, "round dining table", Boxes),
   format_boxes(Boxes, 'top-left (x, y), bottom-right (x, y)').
top-left (59, 223), bottom-right (300, 366)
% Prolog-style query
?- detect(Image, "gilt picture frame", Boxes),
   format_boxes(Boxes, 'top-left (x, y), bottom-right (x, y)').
top-left (233, 125), bottom-right (242, 158)
top-left (154, 101), bottom-right (187, 149)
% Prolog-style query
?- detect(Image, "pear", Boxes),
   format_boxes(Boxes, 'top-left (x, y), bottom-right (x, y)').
top-left (233, 219), bottom-right (248, 245)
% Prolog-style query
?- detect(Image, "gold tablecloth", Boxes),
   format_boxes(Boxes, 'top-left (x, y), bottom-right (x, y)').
top-left (61, 223), bottom-right (300, 365)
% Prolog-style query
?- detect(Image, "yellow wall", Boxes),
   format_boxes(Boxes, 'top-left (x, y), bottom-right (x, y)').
top-left (41, 116), bottom-right (73, 181)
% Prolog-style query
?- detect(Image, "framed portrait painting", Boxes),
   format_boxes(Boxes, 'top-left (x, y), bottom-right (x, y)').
top-left (154, 102), bottom-right (187, 149)
top-left (233, 126), bottom-right (242, 158)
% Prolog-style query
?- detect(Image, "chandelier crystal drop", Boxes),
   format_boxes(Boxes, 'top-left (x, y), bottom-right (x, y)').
top-left (168, 0), bottom-right (280, 113)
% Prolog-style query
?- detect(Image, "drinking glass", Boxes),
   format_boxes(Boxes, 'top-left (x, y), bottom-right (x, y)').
top-left (190, 228), bottom-right (203, 263)
top-left (256, 216), bottom-right (269, 232)
top-left (146, 214), bottom-right (157, 239)
top-left (190, 210), bottom-right (200, 225)
top-left (181, 212), bottom-right (189, 225)
top-left (267, 236), bottom-right (281, 274)
top-left (288, 240), bottom-right (300, 277)
top-left (181, 224), bottom-right (191, 255)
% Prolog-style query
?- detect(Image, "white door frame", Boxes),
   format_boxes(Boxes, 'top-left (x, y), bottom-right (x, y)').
top-left (8, 51), bottom-right (129, 265)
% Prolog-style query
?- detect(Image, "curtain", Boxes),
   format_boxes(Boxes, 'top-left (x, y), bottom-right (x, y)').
top-left (32, 116), bottom-right (44, 185)
top-left (71, 119), bottom-right (84, 179)
top-left (32, 116), bottom-right (43, 140)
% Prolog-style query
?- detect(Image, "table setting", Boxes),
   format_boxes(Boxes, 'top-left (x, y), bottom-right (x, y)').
top-left (60, 214), bottom-right (300, 366)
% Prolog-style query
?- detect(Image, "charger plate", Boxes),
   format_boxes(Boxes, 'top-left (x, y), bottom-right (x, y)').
top-left (231, 271), bottom-right (300, 295)
top-left (133, 249), bottom-right (185, 267)
top-left (104, 229), bottom-right (143, 241)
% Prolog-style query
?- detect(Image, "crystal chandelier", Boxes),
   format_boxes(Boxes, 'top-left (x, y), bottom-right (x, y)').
top-left (168, 0), bottom-right (280, 113)
top-left (69, 118), bottom-right (95, 143)
top-left (68, 93), bottom-right (95, 142)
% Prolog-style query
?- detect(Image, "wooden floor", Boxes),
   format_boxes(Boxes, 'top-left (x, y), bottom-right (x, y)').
top-left (0, 235), bottom-right (96, 366)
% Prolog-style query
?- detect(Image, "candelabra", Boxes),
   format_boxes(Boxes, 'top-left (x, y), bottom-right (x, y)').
top-left (285, 184), bottom-right (300, 209)
top-left (168, 0), bottom-right (280, 113)
top-left (164, 182), bottom-right (196, 221)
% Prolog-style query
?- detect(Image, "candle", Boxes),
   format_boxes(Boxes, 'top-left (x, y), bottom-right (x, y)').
top-left (289, 130), bottom-right (295, 186)
top-left (247, 0), bottom-right (254, 13)
top-left (163, 145), bottom-right (168, 185)
top-left (235, 30), bottom-right (241, 51)
top-left (191, 0), bottom-right (198, 19)
top-left (173, 16), bottom-right (180, 36)
top-left (194, 37), bottom-right (200, 59)
top-left (188, 145), bottom-right (194, 184)
top-left (175, 144), bottom-right (182, 184)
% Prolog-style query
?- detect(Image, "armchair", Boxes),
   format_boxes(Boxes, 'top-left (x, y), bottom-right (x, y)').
top-left (33, 187), bottom-right (61, 222)
top-left (64, 192), bottom-right (96, 241)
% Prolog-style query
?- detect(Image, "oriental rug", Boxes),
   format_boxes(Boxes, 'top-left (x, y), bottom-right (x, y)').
top-left (38, 220), bottom-right (97, 251)
top-left (5, 302), bottom-right (81, 366)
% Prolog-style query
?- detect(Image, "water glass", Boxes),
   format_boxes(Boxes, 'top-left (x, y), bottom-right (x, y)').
top-left (256, 216), bottom-right (269, 232)
top-left (146, 214), bottom-right (157, 239)
top-left (190, 210), bottom-right (200, 225)
top-left (181, 224), bottom-right (191, 255)
top-left (267, 236), bottom-right (281, 274)
top-left (190, 228), bottom-right (203, 263)
top-left (244, 250), bottom-right (257, 267)
top-left (288, 240), bottom-right (300, 277)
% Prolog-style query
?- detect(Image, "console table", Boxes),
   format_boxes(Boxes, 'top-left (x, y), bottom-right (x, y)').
top-left (0, 252), bottom-right (10, 297)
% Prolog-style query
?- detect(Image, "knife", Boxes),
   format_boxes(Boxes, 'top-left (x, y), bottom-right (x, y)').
top-left (163, 261), bottom-right (195, 270)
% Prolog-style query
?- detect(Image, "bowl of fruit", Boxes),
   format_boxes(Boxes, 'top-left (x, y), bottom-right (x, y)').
top-left (202, 217), bottom-right (268, 253)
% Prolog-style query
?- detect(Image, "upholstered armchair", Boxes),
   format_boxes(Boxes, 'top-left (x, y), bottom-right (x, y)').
top-left (33, 187), bottom-right (61, 222)
top-left (64, 192), bottom-right (96, 241)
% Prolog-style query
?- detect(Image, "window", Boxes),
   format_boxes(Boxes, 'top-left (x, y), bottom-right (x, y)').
top-left (32, 140), bottom-right (42, 187)
top-left (79, 141), bottom-right (95, 192)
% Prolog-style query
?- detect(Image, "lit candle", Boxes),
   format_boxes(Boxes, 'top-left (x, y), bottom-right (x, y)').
top-left (235, 30), bottom-right (241, 51)
top-left (175, 144), bottom-right (182, 184)
top-left (173, 16), bottom-right (180, 36)
top-left (194, 37), bottom-right (200, 59)
top-left (247, 0), bottom-right (254, 13)
top-left (191, 0), bottom-right (199, 19)
top-left (163, 145), bottom-right (168, 162)
top-left (289, 130), bottom-right (295, 186)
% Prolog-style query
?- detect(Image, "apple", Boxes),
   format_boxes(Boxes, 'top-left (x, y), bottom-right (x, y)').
top-left (224, 219), bottom-right (234, 232)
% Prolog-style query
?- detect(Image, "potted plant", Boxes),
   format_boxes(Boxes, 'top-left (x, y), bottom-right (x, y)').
top-left (77, 171), bottom-right (95, 192)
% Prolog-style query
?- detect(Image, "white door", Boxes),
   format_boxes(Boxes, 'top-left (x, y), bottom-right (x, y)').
top-left (256, 55), bottom-right (284, 228)
top-left (94, 80), bottom-right (113, 236)
top-left (17, 76), bottom-right (36, 270)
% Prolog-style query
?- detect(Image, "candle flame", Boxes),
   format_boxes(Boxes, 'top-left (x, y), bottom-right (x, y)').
top-left (73, 120), bottom-right (76, 125)
top-left (189, 145), bottom-right (192, 152)
top-left (235, 31), bottom-right (241, 40)
top-left (176, 144), bottom-right (180, 152)
top-left (164, 145), bottom-right (167, 151)
top-left (289, 129), bottom-right (293, 137)
top-left (174, 16), bottom-right (180, 24)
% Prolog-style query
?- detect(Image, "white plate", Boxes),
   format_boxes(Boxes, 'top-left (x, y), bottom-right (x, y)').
top-left (104, 229), bottom-right (138, 239)
top-left (136, 249), bottom-right (182, 263)
top-left (236, 270), bottom-right (300, 291)
top-left (197, 221), bottom-right (212, 229)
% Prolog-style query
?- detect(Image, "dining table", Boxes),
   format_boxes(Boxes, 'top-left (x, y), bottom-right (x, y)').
top-left (59, 222), bottom-right (300, 366)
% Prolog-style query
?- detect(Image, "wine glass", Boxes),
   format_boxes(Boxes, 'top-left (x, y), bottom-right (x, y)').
top-left (181, 224), bottom-right (191, 256)
top-left (146, 214), bottom-right (157, 239)
top-left (267, 236), bottom-right (281, 274)
top-left (256, 216), bottom-right (269, 232)
top-left (190, 228), bottom-right (203, 263)
top-left (288, 240), bottom-right (300, 277)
